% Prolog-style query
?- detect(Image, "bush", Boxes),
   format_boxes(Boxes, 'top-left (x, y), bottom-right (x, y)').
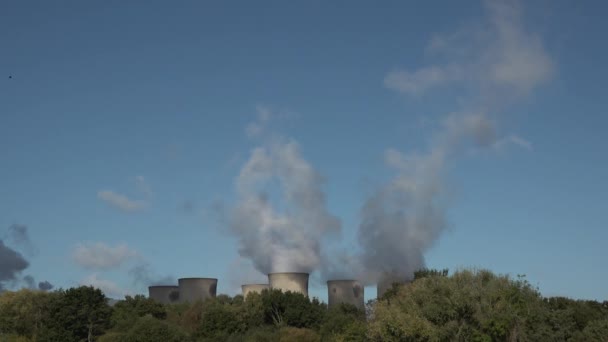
top-left (0, 289), bottom-right (55, 340)
top-left (260, 289), bottom-right (326, 329)
top-left (369, 270), bottom-right (542, 341)
top-left (276, 327), bottom-right (321, 342)
top-left (110, 295), bottom-right (166, 332)
top-left (119, 315), bottom-right (189, 342)
top-left (320, 304), bottom-right (366, 341)
top-left (195, 299), bottom-right (242, 339)
top-left (3, 269), bottom-right (607, 341)
top-left (40, 286), bottom-right (112, 342)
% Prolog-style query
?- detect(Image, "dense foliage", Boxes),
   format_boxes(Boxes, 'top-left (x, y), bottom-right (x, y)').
top-left (369, 270), bottom-right (608, 341)
top-left (1, 269), bottom-right (606, 341)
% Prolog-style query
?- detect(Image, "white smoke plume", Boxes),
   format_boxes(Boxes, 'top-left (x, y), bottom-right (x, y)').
top-left (358, 0), bottom-right (553, 286)
top-left (356, 112), bottom-right (494, 285)
top-left (225, 257), bottom-right (268, 295)
top-left (385, 0), bottom-right (553, 100)
top-left (227, 138), bottom-right (340, 275)
top-left (225, 0), bottom-right (552, 290)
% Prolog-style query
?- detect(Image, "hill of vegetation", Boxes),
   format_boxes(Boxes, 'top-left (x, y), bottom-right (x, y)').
top-left (1, 269), bottom-right (606, 341)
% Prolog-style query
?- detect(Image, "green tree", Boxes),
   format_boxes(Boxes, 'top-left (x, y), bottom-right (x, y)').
top-left (99, 315), bottom-right (189, 342)
top-left (413, 268), bottom-right (449, 280)
top-left (260, 289), bottom-right (326, 329)
top-left (40, 286), bottom-right (112, 342)
top-left (239, 292), bottom-right (265, 329)
top-left (195, 299), bottom-right (242, 340)
top-left (276, 327), bottom-right (321, 342)
top-left (320, 303), bottom-right (366, 341)
top-left (368, 269), bottom-right (546, 341)
top-left (194, 293), bottom-right (265, 340)
top-left (110, 295), bottom-right (166, 332)
top-left (165, 301), bottom-right (201, 334)
top-left (0, 289), bottom-right (55, 339)
top-left (571, 319), bottom-right (608, 341)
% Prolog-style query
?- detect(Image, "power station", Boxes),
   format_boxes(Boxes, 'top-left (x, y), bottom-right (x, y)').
top-left (178, 278), bottom-right (218, 303)
top-left (148, 285), bottom-right (180, 304)
top-left (327, 280), bottom-right (364, 309)
top-left (377, 272), bottom-right (409, 298)
top-left (241, 284), bottom-right (269, 298)
top-left (268, 272), bottom-right (309, 296)
top-left (148, 271), bottom-right (394, 309)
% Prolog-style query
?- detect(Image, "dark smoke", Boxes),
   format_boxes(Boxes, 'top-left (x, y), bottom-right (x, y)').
top-left (38, 281), bottom-right (54, 291)
top-left (8, 224), bottom-right (29, 246)
top-left (129, 264), bottom-right (175, 287)
top-left (23, 275), bottom-right (36, 289)
top-left (6, 224), bottom-right (36, 256)
top-left (178, 200), bottom-right (196, 214)
top-left (1, 225), bottom-right (52, 292)
top-left (0, 240), bottom-right (29, 291)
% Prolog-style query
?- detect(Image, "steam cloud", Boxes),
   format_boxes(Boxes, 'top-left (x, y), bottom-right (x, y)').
top-left (227, 139), bottom-right (340, 274)
top-left (358, 0), bottom-right (553, 285)
top-left (356, 113), bottom-right (495, 285)
top-left (224, 0), bottom-right (552, 291)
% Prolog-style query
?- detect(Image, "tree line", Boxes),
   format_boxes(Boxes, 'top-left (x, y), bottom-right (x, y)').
top-left (0, 269), bottom-right (607, 341)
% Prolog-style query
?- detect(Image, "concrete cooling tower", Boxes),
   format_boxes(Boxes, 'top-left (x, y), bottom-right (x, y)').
top-left (327, 280), bottom-right (364, 310)
top-left (148, 285), bottom-right (180, 304)
top-left (377, 275), bottom-right (408, 298)
top-left (241, 284), bottom-right (269, 298)
top-left (268, 272), bottom-right (309, 296)
top-left (178, 278), bottom-right (218, 303)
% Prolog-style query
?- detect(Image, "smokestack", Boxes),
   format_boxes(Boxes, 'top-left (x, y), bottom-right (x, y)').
top-left (177, 278), bottom-right (217, 303)
top-left (327, 280), bottom-right (364, 310)
top-left (148, 285), bottom-right (180, 304)
top-left (268, 272), bottom-right (308, 296)
top-left (241, 284), bottom-right (269, 298)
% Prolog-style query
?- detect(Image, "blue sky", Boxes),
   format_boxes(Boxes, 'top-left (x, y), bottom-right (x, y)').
top-left (1, 0), bottom-right (607, 302)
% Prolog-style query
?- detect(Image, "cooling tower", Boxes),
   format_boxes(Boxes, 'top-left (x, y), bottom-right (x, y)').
top-left (268, 272), bottom-right (309, 296)
top-left (327, 280), bottom-right (365, 310)
top-left (377, 276), bottom-right (407, 298)
top-left (177, 278), bottom-right (218, 303)
top-left (241, 284), bottom-right (269, 298)
top-left (148, 285), bottom-right (180, 304)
